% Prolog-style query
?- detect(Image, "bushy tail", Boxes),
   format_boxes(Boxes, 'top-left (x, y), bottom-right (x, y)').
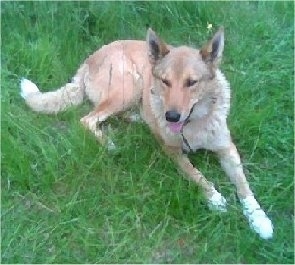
top-left (20, 64), bottom-right (89, 114)
top-left (20, 77), bottom-right (85, 114)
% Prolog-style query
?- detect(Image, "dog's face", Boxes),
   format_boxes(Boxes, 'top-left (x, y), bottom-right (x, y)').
top-left (147, 28), bottom-right (224, 133)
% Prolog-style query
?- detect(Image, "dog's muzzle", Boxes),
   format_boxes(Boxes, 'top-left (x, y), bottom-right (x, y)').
top-left (165, 110), bottom-right (184, 134)
top-left (165, 104), bottom-right (196, 134)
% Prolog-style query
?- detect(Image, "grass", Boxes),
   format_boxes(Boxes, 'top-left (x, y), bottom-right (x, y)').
top-left (1, 1), bottom-right (294, 263)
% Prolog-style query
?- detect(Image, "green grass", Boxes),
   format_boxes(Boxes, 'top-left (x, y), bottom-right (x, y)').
top-left (1, 1), bottom-right (294, 263)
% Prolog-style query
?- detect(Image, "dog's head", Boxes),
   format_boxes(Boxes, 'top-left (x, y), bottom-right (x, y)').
top-left (147, 27), bottom-right (224, 134)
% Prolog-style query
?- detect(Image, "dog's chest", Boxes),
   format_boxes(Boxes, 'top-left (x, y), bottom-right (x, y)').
top-left (181, 117), bottom-right (231, 152)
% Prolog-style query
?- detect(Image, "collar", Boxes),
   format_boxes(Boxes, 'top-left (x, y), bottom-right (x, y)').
top-left (180, 103), bottom-right (196, 153)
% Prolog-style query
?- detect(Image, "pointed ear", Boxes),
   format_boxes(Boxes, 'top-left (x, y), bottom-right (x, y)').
top-left (200, 27), bottom-right (224, 68)
top-left (146, 28), bottom-right (170, 64)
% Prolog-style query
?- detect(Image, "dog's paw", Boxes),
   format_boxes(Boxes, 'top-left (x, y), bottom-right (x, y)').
top-left (241, 195), bottom-right (273, 240)
top-left (208, 190), bottom-right (227, 212)
top-left (20, 78), bottom-right (40, 99)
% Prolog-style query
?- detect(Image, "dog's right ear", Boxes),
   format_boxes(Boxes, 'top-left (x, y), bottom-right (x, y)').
top-left (146, 28), bottom-right (170, 64)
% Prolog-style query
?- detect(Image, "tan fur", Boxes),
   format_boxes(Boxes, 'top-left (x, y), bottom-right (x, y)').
top-left (22, 28), bottom-right (273, 238)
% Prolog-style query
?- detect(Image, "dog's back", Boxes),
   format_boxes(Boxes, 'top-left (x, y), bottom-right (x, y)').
top-left (21, 40), bottom-right (151, 114)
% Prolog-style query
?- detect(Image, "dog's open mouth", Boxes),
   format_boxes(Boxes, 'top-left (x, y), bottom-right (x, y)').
top-left (167, 121), bottom-right (185, 134)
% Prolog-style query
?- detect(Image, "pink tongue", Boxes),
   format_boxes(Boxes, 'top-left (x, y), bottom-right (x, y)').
top-left (168, 122), bottom-right (184, 133)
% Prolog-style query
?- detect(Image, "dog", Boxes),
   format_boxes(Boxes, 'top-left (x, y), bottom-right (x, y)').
top-left (20, 27), bottom-right (273, 239)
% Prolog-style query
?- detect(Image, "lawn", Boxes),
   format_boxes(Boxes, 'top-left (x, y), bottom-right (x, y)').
top-left (1, 1), bottom-right (294, 263)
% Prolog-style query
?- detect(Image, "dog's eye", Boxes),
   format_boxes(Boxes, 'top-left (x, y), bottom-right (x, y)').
top-left (185, 79), bottom-right (198, 87)
top-left (161, 78), bottom-right (171, 87)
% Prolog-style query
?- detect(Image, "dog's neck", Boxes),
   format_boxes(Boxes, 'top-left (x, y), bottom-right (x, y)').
top-left (189, 71), bottom-right (231, 124)
top-left (190, 96), bottom-right (214, 120)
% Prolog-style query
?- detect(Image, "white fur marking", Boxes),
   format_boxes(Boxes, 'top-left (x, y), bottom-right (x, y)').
top-left (128, 63), bottom-right (141, 80)
top-left (128, 113), bottom-right (142, 122)
top-left (87, 117), bottom-right (99, 132)
top-left (20, 78), bottom-right (40, 99)
top-left (241, 195), bottom-right (273, 240)
top-left (208, 190), bottom-right (227, 212)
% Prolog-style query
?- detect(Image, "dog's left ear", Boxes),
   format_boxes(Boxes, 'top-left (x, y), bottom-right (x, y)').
top-left (146, 28), bottom-right (170, 64)
top-left (200, 27), bottom-right (224, 68)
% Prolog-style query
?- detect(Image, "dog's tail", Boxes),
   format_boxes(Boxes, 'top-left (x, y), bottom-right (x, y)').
top-left (20, 64), bottom-right (87, 114)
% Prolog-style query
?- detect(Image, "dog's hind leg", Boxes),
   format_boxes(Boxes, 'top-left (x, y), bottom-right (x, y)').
top-left (81, 82), bottom-right (140, 150)
top-left (80, 110), bottom-right (117, 150)
top-left (81, 57), bottom-right (143, 150)
top-left (216, 142), bottom-right (273, 239)
top-left (80, 111), bottom-right (105, 140)
top-left (80, 98), bottom-right (118, 150)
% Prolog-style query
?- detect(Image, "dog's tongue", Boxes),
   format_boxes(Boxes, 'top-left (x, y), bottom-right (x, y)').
top-left (168, 122), bottom-right (184, 133)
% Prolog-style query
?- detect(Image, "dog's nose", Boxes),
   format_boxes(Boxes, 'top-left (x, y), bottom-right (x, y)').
top-left (165, 110), bottom-right (181, 122)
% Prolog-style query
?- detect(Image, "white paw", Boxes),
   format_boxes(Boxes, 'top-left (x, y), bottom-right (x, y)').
top-left (208, 191), bottom-right (227, 212)
top-left (20, 78), bottom-right (40, 99)
top-left (241, 196), bottom-right (273, 240)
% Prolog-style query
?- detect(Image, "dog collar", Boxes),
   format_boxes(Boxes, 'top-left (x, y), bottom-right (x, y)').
top-left (181, 103), bottom-right (196, 153)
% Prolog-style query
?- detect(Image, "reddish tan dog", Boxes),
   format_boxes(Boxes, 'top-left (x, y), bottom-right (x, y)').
top-left (21, 28), bottom-right (273, 239)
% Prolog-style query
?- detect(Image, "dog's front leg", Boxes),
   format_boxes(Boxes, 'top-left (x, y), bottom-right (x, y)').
top-left (216, 142), bottom-right (273, 239)
top-left (164, 146), bottom-right (227, 212)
